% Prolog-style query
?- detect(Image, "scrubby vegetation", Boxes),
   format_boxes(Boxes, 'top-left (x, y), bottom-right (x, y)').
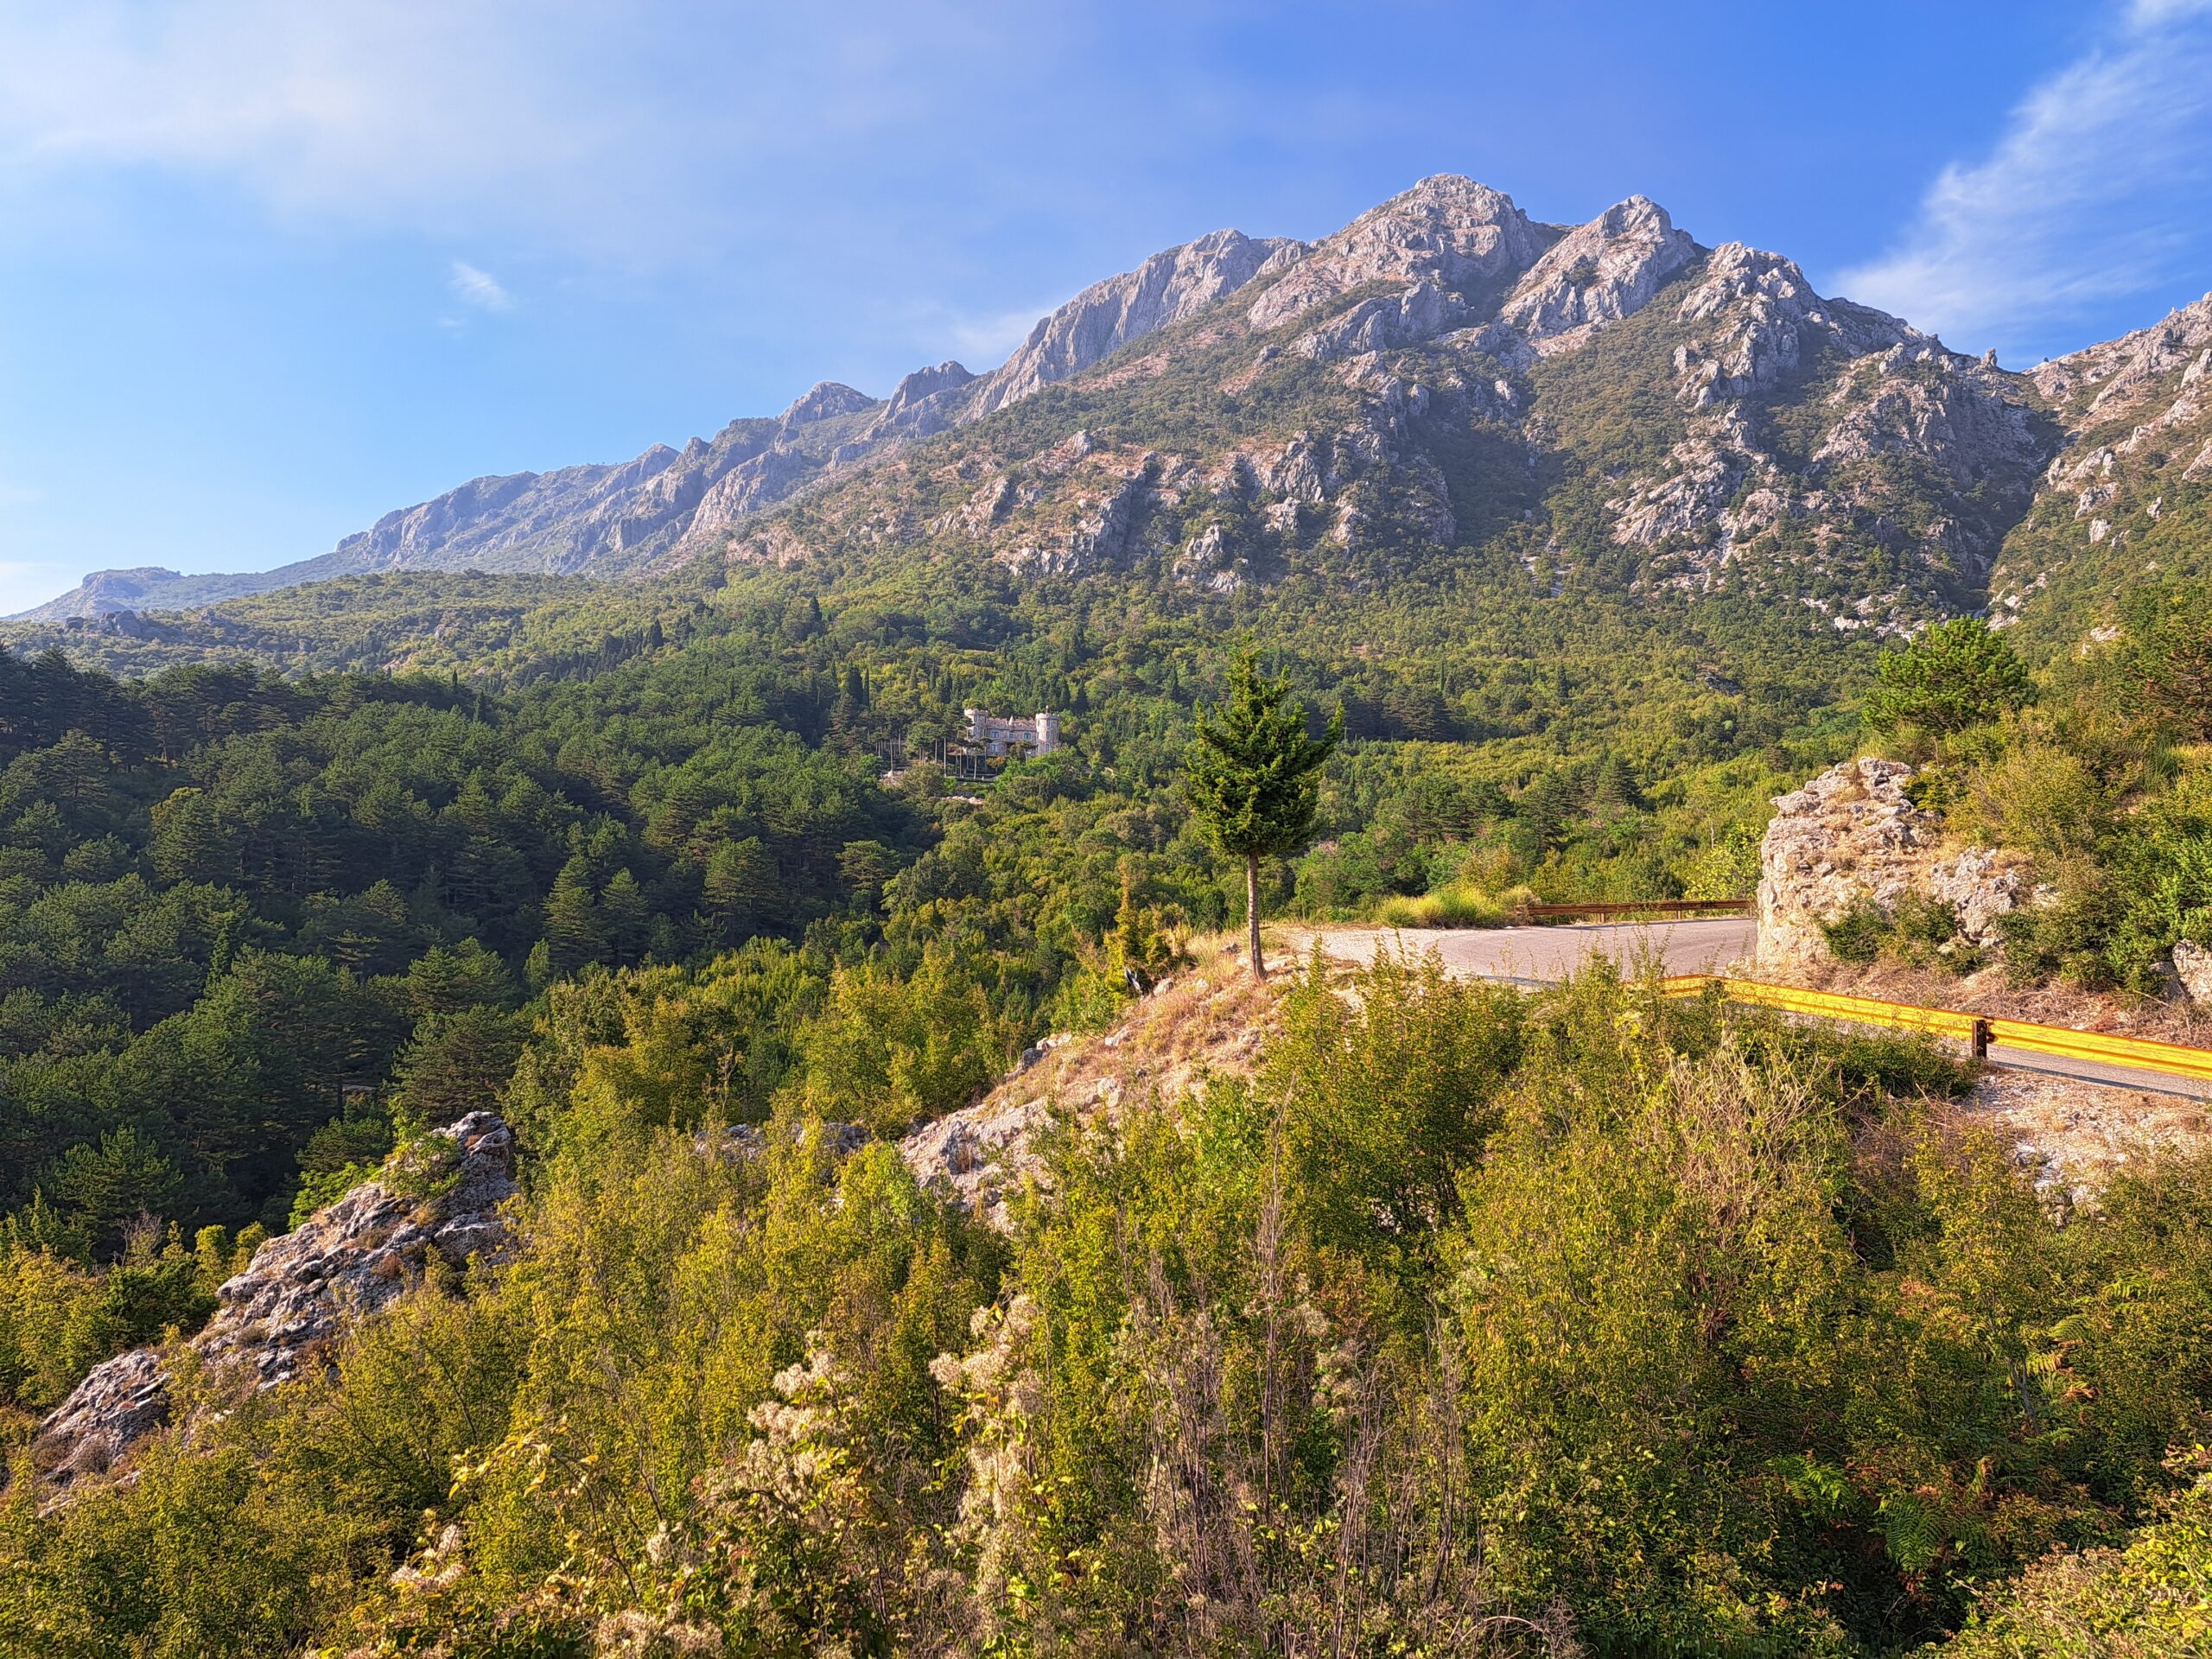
top-left (3, 385), bottom-right (2209, 1648)
top-left (3, 956), bottom-right (2209, 1656)
top-left (1861, 586), bottom-right (2212, 993)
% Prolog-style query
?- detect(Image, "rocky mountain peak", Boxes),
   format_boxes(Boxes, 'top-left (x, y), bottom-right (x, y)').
top-left (2032, 290), bottom-right (2212, 414)
top-left (964, 227), bottom-right (1297, 417)
top-left (881, 359), bottom-right (976, 423)
top-left (1246, 175), bottom-right (1556, 333)
top-left (780, 381), bottom-right (877, 429)
top-left (1498, 194), bottom-right (1701, 351)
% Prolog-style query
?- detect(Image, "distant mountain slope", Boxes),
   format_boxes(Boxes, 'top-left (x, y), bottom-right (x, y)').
top-left (14, 230), bottom-right (1300, 622)
top-left (20, 173), bottom-right (2208, 653)
top-left (1987, 291), bottom-right (2212, 647)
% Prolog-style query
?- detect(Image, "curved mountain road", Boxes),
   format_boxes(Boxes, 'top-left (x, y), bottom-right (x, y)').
top-left (1286, 919), bottom-right (2212, 1099)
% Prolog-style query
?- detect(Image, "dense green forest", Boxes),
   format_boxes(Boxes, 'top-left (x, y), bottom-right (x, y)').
top-left (10, 529), bottom-right (2212, 1650)
top-left (0, 544), bottom-right (1851, 1251)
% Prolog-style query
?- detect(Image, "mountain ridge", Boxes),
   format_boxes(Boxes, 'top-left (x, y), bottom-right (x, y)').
top-left (11, 225), bottom-right (1304, 623)
top-left (9, 175), bottom-right (2190, 648)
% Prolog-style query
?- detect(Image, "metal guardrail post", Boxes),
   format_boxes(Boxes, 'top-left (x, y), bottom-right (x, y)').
top-left (1972, 1018), bottom-right (1992, 1063)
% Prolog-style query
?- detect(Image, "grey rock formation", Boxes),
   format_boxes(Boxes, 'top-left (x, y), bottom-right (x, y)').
top-left (967, 229), bottom-right (1297, 416)
top-left (2171, 939), bottom-right (2212, 1007)
top-left (1756, 759), bottom-right (2034, 970)
top-left (1294, 280), bottom-right (1463, 362)
top-left (870, 359), bottom-right (979, 438)
top-left (1498, 195), bottom-right (1700, 351)
top-left (900, 1092), bottom-right (1047, 1233)
top-left (2033, 291), bottom-right (2212, 415)
top-left (31, 1112), bottom-right (517, 1495)
top-left (1247, 175), bottom-right (1554, 333)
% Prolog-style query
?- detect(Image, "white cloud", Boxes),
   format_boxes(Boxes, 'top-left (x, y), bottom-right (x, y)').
top-left (448, 262), bottom-right (512, 312)
top-left (1841, 0), bottom-right (2212, 359)
top-left (0, 1), bottom-right (1105, 264)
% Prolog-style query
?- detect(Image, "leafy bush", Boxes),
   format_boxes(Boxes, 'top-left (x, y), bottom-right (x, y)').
top-left (1375, 880), bottom-right (1513, 927)
top-left (1821, 899), bottom-right (1891, 964)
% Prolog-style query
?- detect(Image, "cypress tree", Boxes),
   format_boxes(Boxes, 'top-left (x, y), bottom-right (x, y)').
top-left (1184, 646), bottom-right (1341, 979)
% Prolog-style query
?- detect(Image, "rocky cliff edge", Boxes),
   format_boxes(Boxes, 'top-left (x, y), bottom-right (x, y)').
top-left (30, 1111), bottom-right (518, 1496)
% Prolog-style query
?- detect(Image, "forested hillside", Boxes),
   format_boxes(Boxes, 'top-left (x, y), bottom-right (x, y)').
top-left (4, 172), bottom-right (2212, 1656)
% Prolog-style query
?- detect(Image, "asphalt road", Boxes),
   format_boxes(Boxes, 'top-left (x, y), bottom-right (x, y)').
top-left (1290, 919), bottom-right (2212, 1099)
top-left (1289, 918), bottom-right (1757, 984)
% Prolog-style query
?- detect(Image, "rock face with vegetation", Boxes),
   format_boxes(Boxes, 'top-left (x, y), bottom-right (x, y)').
top-left (899, 950), bottom-right (1274, 1228)
top-left (18, 173), bottom-right (2066, 638)
top-left (31, 1112), bottom-right (516, 1495)
top-left (1756, 758), bottom-right (2033, 970)
top-left (1986, 293), bottom-right (2212, 645)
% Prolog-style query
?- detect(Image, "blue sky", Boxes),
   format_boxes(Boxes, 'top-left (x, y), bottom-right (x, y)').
top-left (3, 0), bottom-right (2212, 615)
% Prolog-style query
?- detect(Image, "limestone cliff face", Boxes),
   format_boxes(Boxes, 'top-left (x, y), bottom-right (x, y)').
top-left (1496, 195), bottom-right (1700, 353)
top-left (1989, 292), bottom-right (2212, 639)
top-left (1755, 760), bottom-right (2035, 971)
top-left (972, 229), bottom-right (1300, 415)
top-left (31, 1112), bottom-right (517, 1497)
top-left (1248, 175), bottom-right (1553, 334)
top-left (31, 172), bottom-right (2202, 639)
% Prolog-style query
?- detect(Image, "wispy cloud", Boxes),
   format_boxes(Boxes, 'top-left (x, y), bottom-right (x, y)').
top-left (891, 295), bottom-right (1067, 368)
top-left (0, 1), bottom-right (1117, 265)
top-left (448, 261), bottom-right (512, 312)
top-left (1841, 0), bottom-right (2212, 360)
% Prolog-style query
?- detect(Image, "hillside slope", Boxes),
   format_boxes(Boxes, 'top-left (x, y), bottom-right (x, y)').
top-left (19, 175), bottom-right (2064, 640)
top-left (1989, 290), bottom-right (2212, 648)
top-left (13, 231), bottom-right (1300, 622)
top-left (680, 177), bottom-right (2053, 640)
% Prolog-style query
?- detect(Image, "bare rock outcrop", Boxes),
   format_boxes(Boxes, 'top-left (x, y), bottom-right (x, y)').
top-left (899, 955), bottom-right (1276, 1230)
top-left (1247, 175), bottom-right (1554, 333)
top-left (1756, 759), bottom-right (2033, 970)
top-left (32, 1112), bottom-right (518, 1495)
top-left (967, 229), bottom-right (1297, 416)
top-left (1498, 194), bottom-right (1700, 353)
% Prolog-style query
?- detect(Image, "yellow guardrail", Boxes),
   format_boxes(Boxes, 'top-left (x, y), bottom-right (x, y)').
top-left (1659, 975), bottom-right (2212, 1085)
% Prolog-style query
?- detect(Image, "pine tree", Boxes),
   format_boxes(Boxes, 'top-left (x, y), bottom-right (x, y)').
top-left (703, 837), bottom-right (780, 938)
top-left (601, 868), bottom-right (652, 964)
top-left (1184, 646), bottom-right (1341, 979)
top-left (543, 855), bottom-right (607, 976)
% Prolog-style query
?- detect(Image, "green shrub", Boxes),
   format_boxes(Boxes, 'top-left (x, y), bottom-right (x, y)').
top-left (1865, 617), bottom-right (2033, 737)
top-left (1822, 899), bottom-right (1891, 964)
top-left (1375, 880), bottom-right (1511, 927)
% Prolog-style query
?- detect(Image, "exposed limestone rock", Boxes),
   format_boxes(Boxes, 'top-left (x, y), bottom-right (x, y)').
top-left (1756, 760), bottom-right (2033, 970)
top-left (1247, 175), bottom-right (1554, 332)
top-left (1294, 281), bottom-right (1463, 362)
top-left (899, 954), bottom-right (1276, 1230)
top-left (2172, 939), bottom-right (2212, 1007)
top-left (966, 229), bottom-right (1295, 416)
top-left (2034, 292), bottom-right (2212, 416)
top-left (870, 360), bottom-right (978, 438)
top-left (779, 381), bottom-right (876, 429)
top-left (31, 1112), bottom-right (517, 1496)
top-left (1498, 195), bottom-right (1699, 353)
top-left (900, 1094), bottom-right (1047, 1233)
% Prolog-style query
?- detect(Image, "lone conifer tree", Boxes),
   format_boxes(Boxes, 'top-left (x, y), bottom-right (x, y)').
top-left (1185, 647), bottom-right (1342, 978)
